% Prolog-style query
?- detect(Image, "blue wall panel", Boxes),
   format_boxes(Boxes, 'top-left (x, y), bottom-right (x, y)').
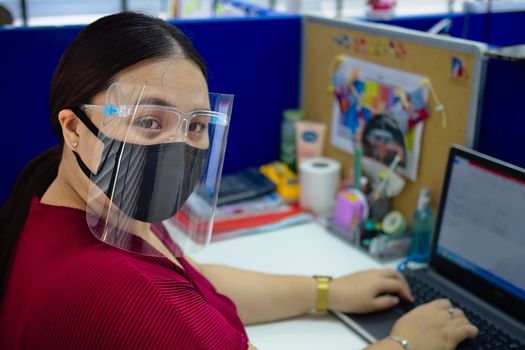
top-left (476, 58), bottom-right (525, 168)
top-left (0, 25), bottom-right (83, 204)
top-left (0, 16), bottom-right (302, 205)
top-left (173, 17), bottom-right (302, 174)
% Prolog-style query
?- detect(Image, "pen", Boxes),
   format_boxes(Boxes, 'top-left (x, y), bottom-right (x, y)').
top-left (373, 154), bottom-right (401, 199)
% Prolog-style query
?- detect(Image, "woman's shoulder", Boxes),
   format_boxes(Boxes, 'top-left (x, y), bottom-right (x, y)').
top-left (13, 198), bottom-right (248, 349)
top-left (23, 250), bottom-right (248, 349)
top-left (42, 245), bottom-right (195, 311)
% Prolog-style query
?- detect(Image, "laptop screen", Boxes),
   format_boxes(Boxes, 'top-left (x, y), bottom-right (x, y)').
top-left (436, 154), bottom-right (525, 301)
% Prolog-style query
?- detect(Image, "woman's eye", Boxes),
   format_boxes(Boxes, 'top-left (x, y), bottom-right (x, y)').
top-left (188, 122), bottom-right (207, 134)
top-left (135, 118), bottom-right (161, 130)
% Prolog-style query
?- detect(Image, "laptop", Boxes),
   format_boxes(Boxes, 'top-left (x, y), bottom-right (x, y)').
top-left (334, 145), bottom-right (525, 349)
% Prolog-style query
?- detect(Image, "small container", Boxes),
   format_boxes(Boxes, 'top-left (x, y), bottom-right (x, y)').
top-left (295, 120), bottom-right (327, 167)
top-left (408, 188), bottom-right (433, 257)
top-left (369, 234), bottom-right (411, 259)
top-left (367, 193), bottom-right (390, 222)
top-left (280, 109), bottom-right (305, 172)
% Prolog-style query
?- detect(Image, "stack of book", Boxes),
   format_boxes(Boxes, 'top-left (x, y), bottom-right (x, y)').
top-left (176, 167), bottom-right (312, 239)
top-left (211, 192), bottom-right (312, 240)
top-left (177, 188), bottom-right (312, 241)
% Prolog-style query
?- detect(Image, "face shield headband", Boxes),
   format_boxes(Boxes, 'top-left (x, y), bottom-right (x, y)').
top-left (70, 82), bottom-right (233, 257)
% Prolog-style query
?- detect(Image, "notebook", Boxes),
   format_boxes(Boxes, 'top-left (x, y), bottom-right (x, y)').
top-left (334, 145), bottom-right (525, 349)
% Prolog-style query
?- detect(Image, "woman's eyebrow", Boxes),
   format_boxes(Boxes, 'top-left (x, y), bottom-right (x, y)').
top-left (139, 97), bottom-right (209, 111)
top-left (139, 96), bottom-right (173, 107)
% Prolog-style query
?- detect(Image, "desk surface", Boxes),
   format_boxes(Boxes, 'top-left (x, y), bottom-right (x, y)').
top-left (193, 222), bottom-right (398, 350)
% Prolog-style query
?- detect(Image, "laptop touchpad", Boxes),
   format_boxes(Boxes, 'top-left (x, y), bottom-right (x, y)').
top-left (343, 307), bottom-right (405, 341)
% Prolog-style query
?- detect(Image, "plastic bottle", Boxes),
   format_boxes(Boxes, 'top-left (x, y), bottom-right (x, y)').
top-left (280, 109), bottom-right (305, 172)
top-left (408, 188), bottom-right (433, 257)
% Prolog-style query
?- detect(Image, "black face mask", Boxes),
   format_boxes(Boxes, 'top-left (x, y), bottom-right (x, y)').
top-left (70, 106), bottom-right (208, 223)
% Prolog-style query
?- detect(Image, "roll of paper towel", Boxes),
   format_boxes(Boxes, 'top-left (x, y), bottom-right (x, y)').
top-left (299, 157), bottom-right (342, 216)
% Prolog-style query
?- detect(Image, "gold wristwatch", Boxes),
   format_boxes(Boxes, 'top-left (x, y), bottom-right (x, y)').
top-left (313, 275), bottom-right (332, 315)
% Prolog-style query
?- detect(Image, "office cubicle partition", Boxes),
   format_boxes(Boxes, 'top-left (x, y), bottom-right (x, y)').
top-left (374, 11), bottom-right (525, 170)
top-left (1, 11), bottom-right (522, 209)
top-left (0, 16), bottom-right (302, 205)
top-left (301, 16), bottom-right (487, 217)
top-left (217, 3), bottom-right (525, 173)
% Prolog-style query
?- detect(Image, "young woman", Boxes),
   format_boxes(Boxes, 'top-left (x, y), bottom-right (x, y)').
top-left (0, 12), bottom-right (477, 350)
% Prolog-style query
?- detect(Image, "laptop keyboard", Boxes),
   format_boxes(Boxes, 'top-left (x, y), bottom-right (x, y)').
top-left (400, 274), bottom-right (524, 350)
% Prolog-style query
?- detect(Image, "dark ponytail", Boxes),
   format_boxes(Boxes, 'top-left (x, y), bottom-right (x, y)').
top-left (0, 12), bottom-right (207, 297)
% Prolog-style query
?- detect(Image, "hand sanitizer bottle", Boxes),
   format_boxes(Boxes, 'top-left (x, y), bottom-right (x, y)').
top-left (408, 188), bottom-right (433, 257)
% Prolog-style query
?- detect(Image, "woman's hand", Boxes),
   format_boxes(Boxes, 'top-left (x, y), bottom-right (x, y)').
top-left (387, 299), bottom-right (478, 350)
top-left (328, 269), bottom-right (414, 313)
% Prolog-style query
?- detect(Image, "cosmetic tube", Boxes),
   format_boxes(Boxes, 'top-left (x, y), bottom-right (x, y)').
top-left (295, 120), bottom-right (326, 167)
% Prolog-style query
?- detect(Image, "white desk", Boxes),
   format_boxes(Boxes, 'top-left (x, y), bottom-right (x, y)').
top-left (193, 222), bottom-right (398, 350)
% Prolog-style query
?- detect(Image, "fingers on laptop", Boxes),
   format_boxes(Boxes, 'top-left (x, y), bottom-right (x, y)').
top-left (452, 308), bottom-right (465, 318)
top-left (451, 323), bottom-right (479, 342)
top-left (448, 317), bottom-right (479, 346)
top-left (432, 298), bottom-right (453, 309)
top-left (429, 299), bottom-right (479, 338)
top-left (378, 278), bottom-right (413, 305)
top-left (372, 294), bottom-right (400, 310)
top-left (380, 269), bottom-right (414, 302)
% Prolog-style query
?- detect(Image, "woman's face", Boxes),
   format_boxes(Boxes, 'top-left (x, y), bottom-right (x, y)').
top-left (77, 57), bottom-right (210, 172)
top-left (62, 57), bottom-right (210, 225)
top-left (92, 58), bottom-right (210, 144)
top-left (101, 57), bottom-right (208, 104)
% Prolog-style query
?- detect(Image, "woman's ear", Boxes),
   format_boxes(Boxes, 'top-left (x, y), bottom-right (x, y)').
top-left (58, 109), bottom-right (80, 151)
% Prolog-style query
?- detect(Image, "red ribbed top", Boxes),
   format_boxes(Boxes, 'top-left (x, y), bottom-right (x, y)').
top-left (0, 197), bottom-right (248, 350)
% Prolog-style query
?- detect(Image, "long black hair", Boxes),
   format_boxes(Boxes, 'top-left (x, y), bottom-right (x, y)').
top-left (0, 12), bottom-right (207, 297)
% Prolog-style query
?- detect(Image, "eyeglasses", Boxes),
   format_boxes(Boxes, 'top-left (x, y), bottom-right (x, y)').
top-left (81, 104), bottom-right (228, 147)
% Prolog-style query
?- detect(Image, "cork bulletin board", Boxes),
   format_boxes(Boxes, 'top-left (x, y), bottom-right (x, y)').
top-left (301, 16), bottom-right (487, 218)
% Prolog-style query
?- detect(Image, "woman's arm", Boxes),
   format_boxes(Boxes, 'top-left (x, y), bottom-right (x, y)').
top-left (189, 260), bottom-right (478, 350)
top-left (192, 258), bottom-right (413, 325)
top-left (199, 264), bottom-right (316, 325)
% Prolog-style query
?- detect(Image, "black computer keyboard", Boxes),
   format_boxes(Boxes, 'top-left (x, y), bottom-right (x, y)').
top-left (400, 274), bottom-right (524, 350)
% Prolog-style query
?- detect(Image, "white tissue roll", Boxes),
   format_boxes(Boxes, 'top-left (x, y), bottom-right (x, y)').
top-left (299, 157), bottom-right (342, 216)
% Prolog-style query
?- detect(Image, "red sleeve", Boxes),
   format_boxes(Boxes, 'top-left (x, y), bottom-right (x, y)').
top-left (21, 253), bottom-right (249, 350)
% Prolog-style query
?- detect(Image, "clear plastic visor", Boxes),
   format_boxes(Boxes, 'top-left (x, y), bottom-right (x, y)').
top-left (83, 82), bottom-right (233, 257)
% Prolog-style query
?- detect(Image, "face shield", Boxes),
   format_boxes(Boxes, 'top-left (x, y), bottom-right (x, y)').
top-left (71, 82), bottom-right (233, 257)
